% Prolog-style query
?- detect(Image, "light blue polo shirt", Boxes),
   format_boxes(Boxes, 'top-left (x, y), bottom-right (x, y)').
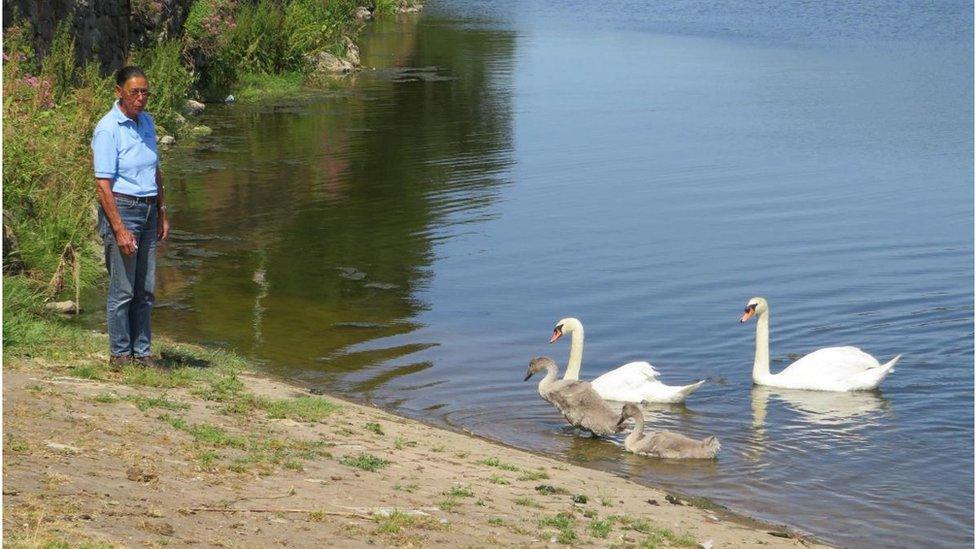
top-left (91, 100), bottom-right (159, 197)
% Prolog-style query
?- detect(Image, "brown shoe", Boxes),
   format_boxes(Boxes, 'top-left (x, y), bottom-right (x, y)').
top-left (109, 355), bottom-right (131, 371)
top-left (134, 355), bottom-right (167, 370)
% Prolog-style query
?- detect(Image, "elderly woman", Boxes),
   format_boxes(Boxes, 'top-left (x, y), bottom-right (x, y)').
top-left (91, 66), bottom-right (170, 368)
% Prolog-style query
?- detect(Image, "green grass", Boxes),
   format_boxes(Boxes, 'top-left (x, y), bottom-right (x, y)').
top-left (68, 364), bottom-right (104, 380)
top-left (514, 496), bottom-right (541, 508)
top-left (89, 392), bottom-right (121, 404)
top-left (478, 456), bottom-right (520, 472)
top-left (445, 485), bottom-right (474, 498)
top-left (538, 512), bottom-right (578, 544)
top-left (233, 71), bottom-right (306, 102)
top-left (340, 453), bottom-right (390, 472)
top-left (5, 434), bottom-right (30, 453)
top-left (364, 422), bottom-right (383, 435)
top-left (437, 497), bottom-right (460, 512)
top-left (518, 469), bottom-right (549, 481)
top-left (258, 396), bottom-right (341, 422)
top-left (126, 394), bottom-right (188, 412)
top-left (488, 474), bottom-right (510, 485)
top-left (588, 516), bottom-right (615, 538)
top-left (374, 510), bottom-right (415, 534)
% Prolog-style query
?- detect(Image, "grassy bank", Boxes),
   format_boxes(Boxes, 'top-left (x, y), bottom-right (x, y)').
top-left (2, 315), bottom-right (821, 547)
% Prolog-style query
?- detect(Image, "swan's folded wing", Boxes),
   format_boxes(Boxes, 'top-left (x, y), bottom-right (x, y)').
top-left (782, 346), bottom-right (881, 382)
top-left (591, 361), bottom-right (660, 394)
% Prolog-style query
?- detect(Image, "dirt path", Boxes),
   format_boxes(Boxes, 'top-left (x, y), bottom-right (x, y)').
top-left (3, 354), bottom-right (825, 548)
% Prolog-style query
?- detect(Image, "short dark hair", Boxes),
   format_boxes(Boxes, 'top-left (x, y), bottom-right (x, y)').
top-left (115, 65), bottom-right (146, 87)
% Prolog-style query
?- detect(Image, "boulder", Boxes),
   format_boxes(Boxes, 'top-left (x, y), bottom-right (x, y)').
top-left (184, 99), bottom-right (205, 116)
top-left (398, 3), bottom-right (424, 13)
top-left (45, 301), bottom-right (80, 314)
top-left (342, 36), bottom-right (361, 67)
top-left (309, 51), bottom-right (355, 74)
top-left (159, 135), bottom-right (176, 146)
top-left (354, 6), bottom-right (372, 20)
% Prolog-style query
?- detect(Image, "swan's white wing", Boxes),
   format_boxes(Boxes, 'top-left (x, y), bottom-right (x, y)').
top-left (591, 361), bottom-right (661, 402)
top-left (779, 346), bottom-right (881, 384)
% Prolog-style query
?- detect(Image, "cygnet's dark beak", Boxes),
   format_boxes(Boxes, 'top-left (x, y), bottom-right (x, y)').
top-left (616, 415), bottom-right (628, 427)
top-left (523, 370), bottom-right (534, 382)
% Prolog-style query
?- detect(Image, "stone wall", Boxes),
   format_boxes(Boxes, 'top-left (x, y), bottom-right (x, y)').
top-left (3, 0), bottom-right (194, 71)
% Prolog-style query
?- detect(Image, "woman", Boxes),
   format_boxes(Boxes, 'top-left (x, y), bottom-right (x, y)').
top-left (91, 66), bottom-right (170, 368)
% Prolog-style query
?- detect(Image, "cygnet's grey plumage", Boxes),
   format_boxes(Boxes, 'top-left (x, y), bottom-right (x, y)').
top-left (617, 403), bottom-right (720, 459)
top-left (524, 357), bottom-right (622, 437)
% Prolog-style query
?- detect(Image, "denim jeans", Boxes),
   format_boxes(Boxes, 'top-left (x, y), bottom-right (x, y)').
top-left (99, 197), bottom-right (158, 357)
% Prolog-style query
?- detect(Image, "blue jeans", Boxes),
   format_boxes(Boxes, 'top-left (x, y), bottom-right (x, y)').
top-left (99, 197), bottom-right (158, 358)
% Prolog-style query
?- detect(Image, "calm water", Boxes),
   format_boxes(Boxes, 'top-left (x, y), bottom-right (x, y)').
top-left (116, 2), bottom-right (975, 546)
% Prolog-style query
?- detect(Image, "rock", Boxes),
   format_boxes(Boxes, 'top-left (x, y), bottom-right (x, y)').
top-left (397, 3), bottom-right (424, 13)
top-left (44, 301), bottom-right (80, 314)
top-left (184, 99), bottom-right (206, 116)
top-left (309, 51), bottom-right (355, 74)
top-left (45, 441), bottom-right (81, 454)
top-left (174, 113), bottom-right (187, 125)
top-left (700, 540), bottom-right (714, 549)
top-left (342, 36), bottom-right (361, 67)
top-left (3, 211), bottom-right (24, 275)
top-left (665, 494), bottom-right (682, 505)
top-left (225, 94), bottom-right (236, 103)
top-left (126, 466), bottom-right (158, 483)
top-left (354, 6), bottom-right (372, 20)
top-left (647, 499), bottom-right (659, 506)
top-left (190, 126), bottom-right (213, 137)
top-left (159, 135), bottom-right (176, 146)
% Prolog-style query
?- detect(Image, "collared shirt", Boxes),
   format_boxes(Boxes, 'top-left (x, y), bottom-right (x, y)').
top-left (91, 100), bottom-right (159, 197)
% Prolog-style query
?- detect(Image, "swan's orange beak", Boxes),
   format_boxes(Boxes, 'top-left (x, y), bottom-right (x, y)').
top-left (549, 329), bottom-right (562, 343)
top-left (740, 308), bottom-right (756, 323)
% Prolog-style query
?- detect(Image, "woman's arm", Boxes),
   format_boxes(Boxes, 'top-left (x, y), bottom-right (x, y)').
top-left (95, 178), bottom-right (137, 255)
top-left (155, 168), bottom-right (170, 241)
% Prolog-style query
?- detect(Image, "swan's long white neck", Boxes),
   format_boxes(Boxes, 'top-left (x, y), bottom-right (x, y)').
top-left (563, 320), bottom-right (585, 381)
top-left (753, 309), bottom-right (772, 383)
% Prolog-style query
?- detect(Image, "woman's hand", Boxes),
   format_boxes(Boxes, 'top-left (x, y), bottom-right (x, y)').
top-left (115, 226), bottom-right (138, 255)
top-left (157, 209), bottom-right (170, 241)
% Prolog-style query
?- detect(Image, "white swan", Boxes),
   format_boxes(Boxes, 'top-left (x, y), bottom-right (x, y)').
top-left (549, 317), bottom-right (705, 403)
top-left (740, 297), bottom-right (900, 391)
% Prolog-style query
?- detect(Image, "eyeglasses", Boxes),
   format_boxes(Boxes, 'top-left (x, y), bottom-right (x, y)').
top-left (125, 89), bottom-right (152, 99)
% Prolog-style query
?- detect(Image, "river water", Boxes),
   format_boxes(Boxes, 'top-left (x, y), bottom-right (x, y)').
top-left (137, 1), bottom-right (973, 546)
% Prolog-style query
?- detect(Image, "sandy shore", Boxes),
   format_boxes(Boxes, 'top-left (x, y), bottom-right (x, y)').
top-left (3, 345), bottom-right (825, 548)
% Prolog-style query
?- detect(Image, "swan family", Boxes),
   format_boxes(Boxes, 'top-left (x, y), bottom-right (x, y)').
top-left (527, 297), bottom-right (900, 460)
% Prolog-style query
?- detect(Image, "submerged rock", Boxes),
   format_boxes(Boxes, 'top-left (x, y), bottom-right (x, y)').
top-left (190, 125), bottom-right (213, 137)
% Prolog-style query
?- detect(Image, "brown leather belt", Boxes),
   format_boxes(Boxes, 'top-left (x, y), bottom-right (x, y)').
top-left (113, 192), bottom-right (157, 204)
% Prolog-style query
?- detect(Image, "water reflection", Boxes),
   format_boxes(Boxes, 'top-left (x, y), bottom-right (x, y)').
top-left (152, 15), bottom-right (517, 380)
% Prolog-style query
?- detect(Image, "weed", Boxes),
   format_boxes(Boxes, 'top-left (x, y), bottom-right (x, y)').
top-left (489, 474), bottom-right (510, 485)
top-left (374, 510), bottom-right (414, 534)
top-left (446, 485), bottom-right (473, 498)
top-left (588, 516), bottom-right (615, 538)
top-left (126, 394), bottom-right (188, 412)
top-left (539, 512), bottom-right (578, 544)
top-left (90, 392), bottom-right (121, 404)
top-left (340, 453), bottom-right (390, 472)
top-left (478, 456), bottom-right (520, 471)
top-left (437, 497), bottom-right (459, 512)
top-left (393, 483), bottom-right (419, 493)
top-left (430, 444), bottom-right (446, 453)
top-left (488, 517), bottom-right (506, 526)
top-left (518, 469), bottom-right (549, 481)
top-left (258, 396), bottom-right (340, 422)
top-left (68, 364), bottom-right (103, 380)
top-left (364, 422), bottom-right (383, 435)
top-left (514, 496), bottom-right (541, 508)
top-left (394, 437), bottom-right (416, 450)
top-left (5, 434), bottom-right (30, 453)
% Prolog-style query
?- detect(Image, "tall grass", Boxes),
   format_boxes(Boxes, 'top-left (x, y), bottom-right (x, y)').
top-left (131, 39), bottom-right (196, 134)
top-left (187, 0), bottom-right (361, 97)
